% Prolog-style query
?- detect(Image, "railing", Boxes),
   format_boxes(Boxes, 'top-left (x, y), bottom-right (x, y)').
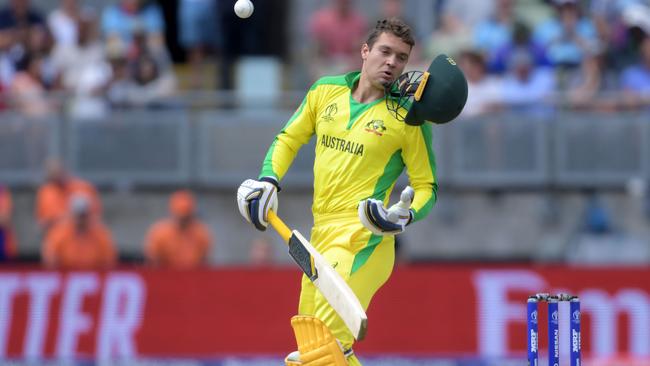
top-left (0, 105), bottom-right (649, 190)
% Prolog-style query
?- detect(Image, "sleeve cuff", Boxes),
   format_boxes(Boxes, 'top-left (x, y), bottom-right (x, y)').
top-left (259, 176), bottom-right (281, 192)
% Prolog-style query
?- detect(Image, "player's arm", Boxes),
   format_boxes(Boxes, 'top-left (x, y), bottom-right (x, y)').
top-left (358, 124), bottom-right (437, 234)
top-left (401, 123), bottom-right (438, 222)
top-left (259, 88), bottom-right (318, 182)
top-left (238, 86), bottom-right (319, 231)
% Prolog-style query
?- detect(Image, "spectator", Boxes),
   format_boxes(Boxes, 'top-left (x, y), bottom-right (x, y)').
top-left (618, 2), bottom-right (650, 69)
top-left (0, 0), bottom-right (44, 69)
top-left (105, 40), bottom-right (134, 108)
top-left (489, 21), bottom-right (549, 74)
top-left (144, 190), bottom-right (213, 269)
top-left (308, 0), bottom-right (368, 79)
top-left (381, 0), bottom-right (404, 19)
top-left (47, 0), bottom-right (85, 47)
top-left (25, 24), bottom-right (59, 89)
top-left (0, 184), bottom-right (17, 261)
top-left (589, 0), bottom-right (628, 60)
top-left (0, 0), bottom-right (44, 30)
top-left (457, 50), bottom-right (503, 117)
top-left (42, 193), bottom-right (116, 269)
top-left (103, 29), bottom-right (176, 108)
top-left (178, 0), bottom-right (219, 89)
top-left (424, 11), bottom-right (473, 63)
top-left (378, 0), bottom-right (426, 71)
top-left (35, 158), bottom-right (102, 234)
top-left (51, 13), bottom-right (111, 119)
top-left (533, 0), bottom-right (597, 67)
top-left (567, 43), bottom-right (618, 110)
top-left (439, 0), bottom-right (495, 31)
top-left (474, 0), bottom-right (517, 67)
top-left (133, 53), bottom-right (176, 106)
top-left (500, 47), bottom-right (555, 115)
top-left (101, 0), bottom-right (165, 52)
top-left (620, 35), bottom-right (650, 108)
top-left (0, 24), bottom-right (18, 94)
top-left (9, 53), bottom-right (54, 118)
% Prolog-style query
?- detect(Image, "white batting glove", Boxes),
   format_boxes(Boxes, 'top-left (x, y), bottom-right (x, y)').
top-left (237, 177), bottom-right (279, 231)
top-left (358, 186), bottom-right (414, 235)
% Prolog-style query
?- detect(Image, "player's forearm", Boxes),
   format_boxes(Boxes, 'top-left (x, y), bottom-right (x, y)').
top-left (259, 132), bottom-right (304, 181)
top-left (409, 182), bottom-right (437, 222)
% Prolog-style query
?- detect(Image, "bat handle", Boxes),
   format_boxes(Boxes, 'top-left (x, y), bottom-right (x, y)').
top-left (268, 210), bottom-right (292, 242)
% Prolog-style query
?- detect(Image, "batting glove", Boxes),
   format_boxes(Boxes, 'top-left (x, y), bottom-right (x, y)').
top-left (358, 186), bottom-right (414, 235)
top-left (237, 177), bottom-right (279, 231)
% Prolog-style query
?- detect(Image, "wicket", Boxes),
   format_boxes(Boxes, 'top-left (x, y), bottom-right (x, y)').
top-left (527, 293), bottom-right (581, 366)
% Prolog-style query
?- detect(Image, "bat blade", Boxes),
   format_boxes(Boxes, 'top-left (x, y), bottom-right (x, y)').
top-left (268, 210), bottom-right (368, 340)
top-left (289, 230), bottom-right (368, 341)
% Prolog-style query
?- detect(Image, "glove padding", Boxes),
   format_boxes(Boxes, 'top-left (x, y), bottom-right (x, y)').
top-left (358, 186), bottom-right (414, 235)
top-left (237, 178), bottom-right (279, 231)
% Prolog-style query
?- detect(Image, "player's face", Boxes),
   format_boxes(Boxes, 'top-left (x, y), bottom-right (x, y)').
top-left (361, 32), bottom-right (411, 89)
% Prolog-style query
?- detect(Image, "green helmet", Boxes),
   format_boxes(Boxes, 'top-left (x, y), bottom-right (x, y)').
top-left (386, 54), bottom-right (468, 126)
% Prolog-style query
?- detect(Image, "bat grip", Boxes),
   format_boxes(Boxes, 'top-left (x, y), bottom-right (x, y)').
top-left (267, 210), bottom-right (292, 242)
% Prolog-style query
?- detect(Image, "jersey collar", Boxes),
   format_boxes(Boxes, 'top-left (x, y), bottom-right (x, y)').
top-left (344, 71), bottom-right (362, 89)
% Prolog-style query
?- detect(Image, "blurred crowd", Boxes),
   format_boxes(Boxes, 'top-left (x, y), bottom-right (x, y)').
top-left (433, 0), bottom-right (650, 116)
top-left (0, 0), bottom-right (647, 119)
top-left (0, 0), bottom-right (175, 119)
top-left (306, 0), bottom-right (650, 116)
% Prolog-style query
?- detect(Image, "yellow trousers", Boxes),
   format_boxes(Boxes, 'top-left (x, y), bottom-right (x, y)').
top-left (298, 211), bottom-right (395, 364)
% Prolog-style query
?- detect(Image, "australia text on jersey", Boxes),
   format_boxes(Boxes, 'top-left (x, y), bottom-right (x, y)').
top-left (320, 134), bottom-right (364, 156)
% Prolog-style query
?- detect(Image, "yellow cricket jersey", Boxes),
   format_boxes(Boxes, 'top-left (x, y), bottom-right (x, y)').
top-left (260, 72), bottom-right (437, 222)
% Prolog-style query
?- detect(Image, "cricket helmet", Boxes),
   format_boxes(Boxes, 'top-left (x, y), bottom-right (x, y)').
top-left (386, 54), bottom-right (468, 125)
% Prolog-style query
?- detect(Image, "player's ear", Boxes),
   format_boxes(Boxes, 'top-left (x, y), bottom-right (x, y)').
top-left (361, 43), bottom-right (369, 61)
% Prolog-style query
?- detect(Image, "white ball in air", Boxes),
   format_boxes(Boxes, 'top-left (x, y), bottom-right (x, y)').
top-left (234, 0), bottom-right (254, 18)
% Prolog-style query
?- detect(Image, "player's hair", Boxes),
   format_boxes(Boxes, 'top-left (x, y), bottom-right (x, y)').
top-left (366, 18), bottom-right (415, 49)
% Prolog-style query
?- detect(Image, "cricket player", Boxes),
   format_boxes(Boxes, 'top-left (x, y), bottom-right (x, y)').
top-left (237, 18), bottom-right (467, 366)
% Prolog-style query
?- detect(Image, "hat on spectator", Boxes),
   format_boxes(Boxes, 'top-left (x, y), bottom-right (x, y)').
top-left (170, 190), bottom-right (196, 217)
top-left (70, 193), bottom-right (91, 215)
top-left (622, 4), bottom-right (650, 35)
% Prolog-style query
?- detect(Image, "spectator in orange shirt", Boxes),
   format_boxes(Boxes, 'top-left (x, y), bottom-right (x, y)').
top-left (42, 193), bottom-right (116, 269)
top-left (35, 158), bottom-right (102, 233)
top-left (144, 190), bottom-right (213, 269)
top-left (0, 184), bottom-right (17, 260)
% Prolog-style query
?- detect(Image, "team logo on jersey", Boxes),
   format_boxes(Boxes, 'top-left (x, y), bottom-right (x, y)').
top-left (320, 103), bottom-right (338, 122)
top-left (364, 120), bottom-right (386, 136)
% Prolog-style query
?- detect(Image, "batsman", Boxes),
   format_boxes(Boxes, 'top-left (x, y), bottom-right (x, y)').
top-left (237, 18), bottom-right (467, 365)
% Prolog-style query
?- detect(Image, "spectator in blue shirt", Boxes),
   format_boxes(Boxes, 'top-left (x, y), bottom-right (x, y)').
top-left (490, 21), bottom-right (549, 74)
top-left (178, 0), bottom-right (219, 89)
top-left (101, 0), bottom-right (164, 50)
top-left (533, 0), bottom-right (597, 67)
top-left (620, 35), bottom-right (650, 108)
top-left (501, 47), bottom-right (555, 117)
top-left (474, 0), bottom-right (517, 71)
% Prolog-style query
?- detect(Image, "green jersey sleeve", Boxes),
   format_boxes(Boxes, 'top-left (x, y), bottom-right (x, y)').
top-left (259, 87), bottom-right (319, 181)
top-left (402, 123), bottom-right (438, 222)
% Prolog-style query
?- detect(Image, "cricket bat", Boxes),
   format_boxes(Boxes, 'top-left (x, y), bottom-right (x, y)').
top-left (267, 210), bottom-right (368, 341)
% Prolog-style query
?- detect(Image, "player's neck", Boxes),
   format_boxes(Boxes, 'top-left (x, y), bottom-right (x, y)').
top-left (351, 74), bottom-right (384, 104)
